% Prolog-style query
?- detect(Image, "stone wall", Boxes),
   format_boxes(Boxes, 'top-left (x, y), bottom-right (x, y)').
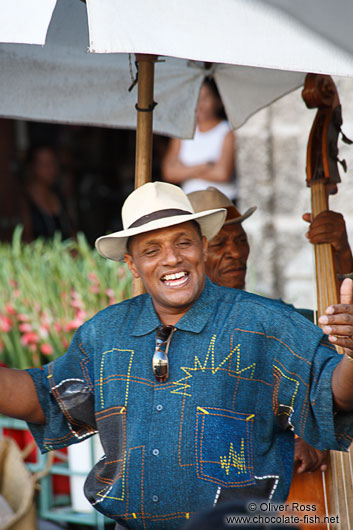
top-left (236, 77), bottom-right (353, 309)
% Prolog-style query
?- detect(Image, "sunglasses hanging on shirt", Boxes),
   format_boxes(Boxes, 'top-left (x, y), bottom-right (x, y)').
top-left (152, 325), bottom-right (176, 383)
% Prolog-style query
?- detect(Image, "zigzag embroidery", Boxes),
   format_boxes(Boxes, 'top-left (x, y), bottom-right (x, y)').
top-left (171, 334), bottom-right (256, 396)
top-left (219, 440), bottom-right (247, 476)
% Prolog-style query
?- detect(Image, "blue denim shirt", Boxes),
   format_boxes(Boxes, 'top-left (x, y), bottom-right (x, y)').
top-left (27, 279), bottom-right (353, 529)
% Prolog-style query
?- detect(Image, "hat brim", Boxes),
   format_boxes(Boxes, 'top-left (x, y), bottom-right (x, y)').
top-left (95, 208), bottom-right (226, 261)
top-left (224, 206), bottom-right (257, 225)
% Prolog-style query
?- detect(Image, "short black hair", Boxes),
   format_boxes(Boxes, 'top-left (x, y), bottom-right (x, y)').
top-left (203, 77), bottom-right (227, 120)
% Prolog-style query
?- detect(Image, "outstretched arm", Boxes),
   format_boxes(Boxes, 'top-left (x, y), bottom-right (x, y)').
top-left (0, 368), bottom-right (45, 424)
top-left (319, 279), bottom-right (353, 411)
top-left (303, 211), bottom-right (353, 275)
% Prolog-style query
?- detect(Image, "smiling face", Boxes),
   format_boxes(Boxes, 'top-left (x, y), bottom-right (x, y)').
top-left (206, 223), bottom-right (249, 289)
top-left (124, 221), bottom-right (208, 325)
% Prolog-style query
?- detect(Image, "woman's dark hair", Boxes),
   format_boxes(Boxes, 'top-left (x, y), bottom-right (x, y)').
top-left (26, 144), bottom-right (57, 166)
top-left (203, 77), bottom-right (227, 120)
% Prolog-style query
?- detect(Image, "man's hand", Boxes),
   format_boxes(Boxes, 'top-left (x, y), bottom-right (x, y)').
top-left (303, 211), bottom-right (353, 275)
top-left (322, 279), bottom-right (353, 411)
top-left (294, 437), bottom-right (328, 474)
top-left (318, 278), bottom-right (353, 351)
top-left (303, 211), bottom-right (349, 253)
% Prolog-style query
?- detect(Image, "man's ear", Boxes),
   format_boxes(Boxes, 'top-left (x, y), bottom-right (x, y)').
top-left (124, 253), bottom-right (140, 279)
top-left (202, 236), bottom-right (208, 262)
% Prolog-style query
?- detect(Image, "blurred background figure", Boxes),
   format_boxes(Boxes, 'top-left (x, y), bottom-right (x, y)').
top-left (162, 77), bottom-right (237, 202)
top-left (21, 145), bottom-right (76, 241)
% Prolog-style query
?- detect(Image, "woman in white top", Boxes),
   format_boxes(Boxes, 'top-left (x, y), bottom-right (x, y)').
top-left (162, 77), bottom-right (237, 201)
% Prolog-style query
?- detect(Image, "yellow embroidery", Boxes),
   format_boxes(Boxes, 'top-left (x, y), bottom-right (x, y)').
top-left (197, 407), bottom-right (209, 414)
top-left (172, 335), bottom-right (255, 396)
top-left (99, 348), bottom-right (134, 409)
top-left (273, 365), bottom-right (299, 413)
top-left (219, 440), bottom-right (247, 476)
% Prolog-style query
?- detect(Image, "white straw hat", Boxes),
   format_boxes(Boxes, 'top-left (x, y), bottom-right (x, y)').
top-left (95, 182), bottom-right (226, 261)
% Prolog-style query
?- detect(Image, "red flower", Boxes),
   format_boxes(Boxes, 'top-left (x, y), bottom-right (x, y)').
top-left (5, 303), bottom-right (16, 315)
top-left (0, 315), bottom-right (12, 333)
top-left (19, 323), bottom-right (33, 333)
top-left (70, 298), bottom-right (84, 309)
top-left (21, 331), bottom-right (39, 345)
top-left (40, 343), bottom-right (53, 356)
top-left (17, 313), bottom-right (31, 322)
top-left (63, 317), bottom-right (84, 332)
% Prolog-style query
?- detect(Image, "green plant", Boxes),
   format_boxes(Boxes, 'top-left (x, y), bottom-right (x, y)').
top-left (0, 228), bottom-right (132, 368)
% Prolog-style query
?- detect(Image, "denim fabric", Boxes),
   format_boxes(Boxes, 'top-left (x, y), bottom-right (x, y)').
top-left (278, 299), bottom-right (314, 322)
top-left (27, 279), bottom-right (353, 530)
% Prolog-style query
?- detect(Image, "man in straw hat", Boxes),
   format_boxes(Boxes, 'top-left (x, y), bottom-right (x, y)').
top-left (1, 182), bottom-right (353, 530)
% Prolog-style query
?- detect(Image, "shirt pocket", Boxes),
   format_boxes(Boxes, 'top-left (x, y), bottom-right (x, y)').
top-left (195, 406), bottom-right (256, 488)
top-left (84, 405), bottom-right (127, 507)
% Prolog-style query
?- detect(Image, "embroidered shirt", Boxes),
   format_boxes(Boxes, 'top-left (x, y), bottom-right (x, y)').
top-left (27, 278), bottom-right (353, 529)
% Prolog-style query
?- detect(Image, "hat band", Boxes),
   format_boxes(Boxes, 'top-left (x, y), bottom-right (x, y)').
top-left (128, 208), bottom-right (192, 229)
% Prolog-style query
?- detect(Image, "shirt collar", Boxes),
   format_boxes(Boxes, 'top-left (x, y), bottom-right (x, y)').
top-left (132, 277), bottom-right (215, 336)
top-left (132, 295), bottom-right (161, 336)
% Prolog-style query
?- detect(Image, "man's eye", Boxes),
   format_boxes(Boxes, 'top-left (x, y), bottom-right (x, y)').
top-left (178, 240), bottom-right (191, 247)
top-left (144, 248), bottom-right (158, 256)
top-left (210, 241), bottom-right (222, 248)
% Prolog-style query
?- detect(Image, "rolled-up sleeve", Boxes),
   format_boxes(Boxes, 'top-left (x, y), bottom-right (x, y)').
top-left (26, 321), bottom-right (97, 453)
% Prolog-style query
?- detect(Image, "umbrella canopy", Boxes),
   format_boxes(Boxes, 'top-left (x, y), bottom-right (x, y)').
top-left (263, 0), bottom-right (353, 60)
top-left (2, 0), bottom-right (353, 137)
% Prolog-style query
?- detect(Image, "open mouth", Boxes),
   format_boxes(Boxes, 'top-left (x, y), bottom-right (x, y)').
top-left (161, 271), bottom-right (190, 287)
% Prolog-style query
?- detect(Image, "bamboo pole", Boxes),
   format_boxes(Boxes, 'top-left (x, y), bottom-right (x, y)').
top-left (132, 54), bottom-right (157, 297)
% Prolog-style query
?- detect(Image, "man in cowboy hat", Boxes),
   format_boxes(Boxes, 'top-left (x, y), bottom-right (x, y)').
top-left (188, 186), bottom-right (353, 292)
top-left (1, 181), bottom-right (353, 530)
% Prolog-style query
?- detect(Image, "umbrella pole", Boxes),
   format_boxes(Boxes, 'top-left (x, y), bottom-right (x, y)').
top-left (132, 53), bottom-right (157, 296)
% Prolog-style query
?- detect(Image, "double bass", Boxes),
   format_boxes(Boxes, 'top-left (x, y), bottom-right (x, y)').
top-left (287, 73), bottom-right (353, 529)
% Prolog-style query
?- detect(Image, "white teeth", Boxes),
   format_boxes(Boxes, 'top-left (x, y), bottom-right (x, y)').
top-left (164, 276), bottom-right (189, 287)
top-left (163, 271), bottom-right (186, 281)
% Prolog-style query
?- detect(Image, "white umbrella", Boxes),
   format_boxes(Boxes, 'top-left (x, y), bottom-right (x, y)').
top-left (2, 0), bottom-right (353, 138)
top-left (263, 0), bottom-right (353, 60)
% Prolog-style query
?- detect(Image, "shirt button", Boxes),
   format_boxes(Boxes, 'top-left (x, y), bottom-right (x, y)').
top-left (152, 495), bottom-right (159, 503)
top-left (152, 448), bottom-right (159, 456)
top-left (156, 404), bottom-right (163, 411)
